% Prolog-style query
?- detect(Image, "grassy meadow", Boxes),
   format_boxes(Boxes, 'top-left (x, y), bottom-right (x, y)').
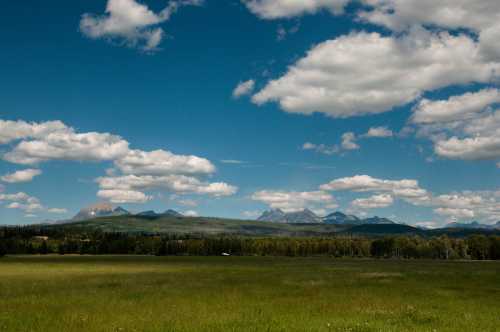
top-left (0, 256), bottom-right (499, 331)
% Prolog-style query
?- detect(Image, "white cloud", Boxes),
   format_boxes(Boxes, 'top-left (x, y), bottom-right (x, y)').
top-left (115, 149), bottom-right (215, 176)
top-left (242, 210), bottom-right (261, 218)
top-left (97, 174), bottom-right (237, 197)
top-left (176, 199), bottom-right (198, 207)
top-left (358, 1), bottom-right (500, 31)
top-left (4, 129), bottom-right (129, 165)
top-left (358, 0), bottom-right (500, 61)
top-left (304, 128), bottom-right (393, 156)
top-left (0, 118), bottom-right (237, 203)
top-left (47, 208), bottom-right (68, 214)
top-left (301, 142), bottom-right (339, 155)
top-left (414, 221), bottom-right (438, 229)
top-left (409, 89), bottom-right (500, 162)
top-left (0, 192), bottom-right (43, 213)
top-left (80, 0), bottom-right (202, 51)
top-left (244, 1), bottom-right (500, 63)
top-left (341, 132), bottom-right (359, 150)
top-left (1, 169), bottom-right (42, 183)
top-left (183, 210), bottom-right (198, 217)
top-left (364, 126), bottom-right (393, 138)
top-left (321, 174), bottom-right (500, 222)
top-left (232, 80), bottom-right (255, 98)
top-left (251, 190), bottom-right (336, 212)
top-left (97, 189), bottom-right (152, 204)
top-left (320, 174), bottom-right (431, 206)
top-left (351, 194), bottom-right (394, 209)
top-left (434, 136), bottom-right (500, 160)
top-left (412, 89), bottom-right (500, 124)
top-left (0, 192), bottom-right (68, 214)
top-left (302, 131), bottom-right (360, 155)
top-left (321, 174), bottom-right (419, 193)
top-left (434, 207), bottom-right (475, 219)
top-left (434, 191), bottom-right (498, 222)
top-left (0, 120), bottom-right (66, 145)
top-left (480, 23), bottom-right (500, 61)
top-left (220, 159), bottom-right (246, 164)
top-left (252, 29), bottom-right (500, 118)
top-left (243, 0), bottom-right (349, 19)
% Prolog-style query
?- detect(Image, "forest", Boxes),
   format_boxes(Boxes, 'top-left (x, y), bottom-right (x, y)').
top-left (1, 226), bottom-right (499, 260)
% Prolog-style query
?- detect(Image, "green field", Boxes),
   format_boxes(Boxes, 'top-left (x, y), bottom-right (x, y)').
top-left (0, 256), bottom-right (499, 331)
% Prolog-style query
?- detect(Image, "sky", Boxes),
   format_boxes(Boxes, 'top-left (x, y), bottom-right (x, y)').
top-left (0, 0), bottom-right (499, 227)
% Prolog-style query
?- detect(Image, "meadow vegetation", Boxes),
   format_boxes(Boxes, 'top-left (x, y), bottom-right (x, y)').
top-left (0, 256), bottom-right (499, 332)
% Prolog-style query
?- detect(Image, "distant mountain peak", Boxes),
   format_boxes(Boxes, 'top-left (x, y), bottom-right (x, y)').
top-left (446, 221), bottom-right (497, 230)
top-left (258, 209), bottom-right (396, 225)
top-left (163, 209), bottom-right (183, 217)
top-left (113, 206), bottom-right (129, 214)
top-left (323, 211), bottom-right (360, 225)
top-left (72, 203), bottom-right (129, 221)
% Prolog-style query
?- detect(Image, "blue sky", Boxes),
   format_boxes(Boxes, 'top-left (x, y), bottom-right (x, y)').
top-left (1, 0), bottom-right (499, 227)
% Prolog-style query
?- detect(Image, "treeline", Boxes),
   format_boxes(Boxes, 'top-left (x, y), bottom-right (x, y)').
top-left (1, 227), bottom-right (500, 260)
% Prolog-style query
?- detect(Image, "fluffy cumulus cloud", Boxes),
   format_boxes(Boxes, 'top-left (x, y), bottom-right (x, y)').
top-left (80, 0), bottom-right (202, 51)
top-left (0, 192), bottom-right (65, 214)
top-left (358, 0), bottom-right (500, 60)
top-left (412, 89), bottom-right (500, 124)
top-left (232, 80), bottom-right (255, 99)
top-left (320, 174), bottom-right (432, 207)
top-left (0, 192), bottom-right (42, 212)
top-left (364, 126), bottom-right (393, 138)
top-left (409, 89), bottom-right (500, 161)
top-left (302, 132), bottom-right (359, 155)
top-left (243, 0), bottom-right (349, 19)
top-left (252, 29), bottom-right (500, 118)
top-left (340, 132), bottom-right (359, 150)
top-left (2, 121), bottom-right (129, 165)
top-left (351, 194), bottom-right (394, 209)
top-left (320, 174), bottom-right (500, 222)
top-left (1, 169), bottom-right (42, 183)
top-left (430, 192), bottom-right (500, 221)
top-left (302, 142), bottom-right (339, 155)
top-left (304, 128), bottom-right (393, 155)
top-left (434, 136), bottom-right (500, 160)
top-left (251, 190), bottom-right (337, 213)
top-left (0, 120), bottom-right (66, 145)
top-left (0, 118), bottom-right (237, 205)
top-left (434, 208), bottom-right (475, 219)
top-left (321, 174), bottom-right (420, 193)
top-left (97, 174), bottom-right (237, 200)
top-left (183, 210), bottom-right (199, 217)
top-left (245, 0), bottom-right (500, 61)
top-left (97, 189), bottom-right (152, 204)
top-left (5, 132), bottom-right (129, 165)
top-left (115, 149), bottom-right (215, 175)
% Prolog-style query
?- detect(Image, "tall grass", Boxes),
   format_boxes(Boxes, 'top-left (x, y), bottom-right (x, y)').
top-left (0, 256), bottom-right (499, 331)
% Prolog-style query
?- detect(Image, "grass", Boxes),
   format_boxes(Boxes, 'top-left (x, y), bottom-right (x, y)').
top-left (0, 256), bottom-right (499, 331)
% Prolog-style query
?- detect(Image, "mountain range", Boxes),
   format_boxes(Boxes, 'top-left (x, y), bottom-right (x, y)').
top-left (68, 204), bottom-right (499, 231)
top-left (71, 203), bottom-right (183, 221)
top-left (445, 221), bottom-right (500, 230)
top-left (257, 209), bottom-right (395, 225)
